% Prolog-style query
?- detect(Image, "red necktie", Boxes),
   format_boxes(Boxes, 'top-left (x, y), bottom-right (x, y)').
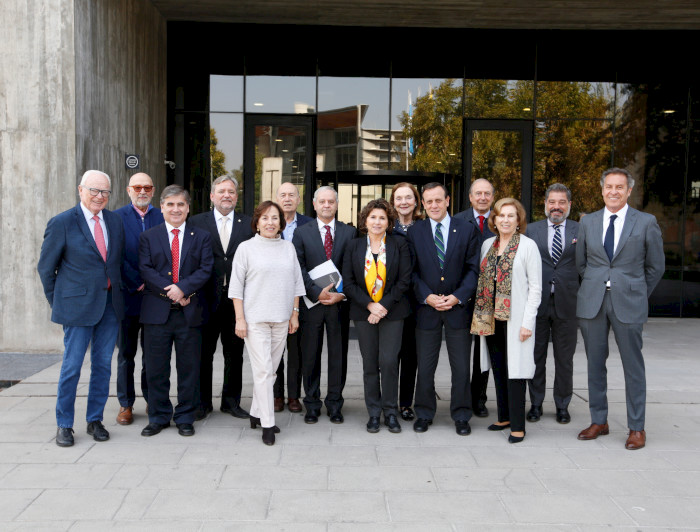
top-left (93, 215), bottom-right (110, 288)
top-left (171, 228), bottom-right (180, 283)
top-left (478, 215), bottom-right (485, 233)
top-left (323, 225), bottom-right (333, 260)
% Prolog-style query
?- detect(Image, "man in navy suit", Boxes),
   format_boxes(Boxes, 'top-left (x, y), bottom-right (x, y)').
top-left (138, 185), bottom-right (213, 437)
top-left (189, 175), bottom-right (253, 420)
top-left (38, 170), bottom-right (125, 447)
top-left (407, 182), bottom-right (480, 435)
top-left (293, 186), bottom-right (357, 424)
top-left (113, 173), bottom-right (164, 425)
top-left (273, 182), bottom-right (312, 413)
top-left (454, 178), bottom-right (495, 418)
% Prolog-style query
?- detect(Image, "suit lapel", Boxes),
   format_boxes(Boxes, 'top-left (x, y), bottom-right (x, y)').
top-left (443, 218), bottom-right (459, 266)
top-left (591, 210), bottom-right (606, 258)
top-left (204, 211), bottom-right (224, 255)
top-left (331, 223), bottom-right (346, 262)
top-left (613, 208), bottom-right (637, 260)
top-left (537, 222), bottom-right (553, 266)
top-left (228, 211), bottom-right (245, 253)
top-left (385, 235), bottom-right (398, 279)
top-left (180, 226), bottom-right (194, 271)
top-left (75, 205), bottom-right (103, 259)
top-left (104, 212), bottom-right (118, 262)
top-left (421, 221), bottom-right (442, 271)
top-left (157, 224), bottom-right (172, 266)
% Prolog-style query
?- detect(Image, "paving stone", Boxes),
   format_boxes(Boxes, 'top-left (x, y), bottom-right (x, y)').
top-left (145, 489), bottom-right (270, 520)
top-left (562, 448), bottom-right (677, 470)
top-left (660, 450), bottom-right (700, 470)
top-left (179, 442), bottom-right (282, 465)
top-left (268, 490), bottom-right (388, 522)
top-left (613, 496), bottom-right (700, 528)
top-left (16, 488), bottom-right (127, 521)
top-left (0, 489), bottom-right (42, 521)
top-left (500, 493), bottom-right (635, 526)
top-left (77, 442), bottom-right (187, 465)
top-left (70, 520), bottom-right (202, 531)
top-left (0, 442), bottom-right (91, 464)
top-left (329, 465), bottom-right (436, 492)
top-left (432, 467), bottom-right (547, 493)
top-left (331, 525), bottom-right (453, 532)
top-left (638, 470), bottom-right (700, 496)
top-left (108, 464), bottom-right (225, 490)
top-left (201, 522), bottom-right (326, 531)
top-left (112, 489), bottom-right (159, 520)
top-left (0, 522), bottom-right (72, 531)
top-left (534, 468), bottom-right (656, 496)
top-left (470, 446), bottom-right (576, 469)
top-left (377, 445), bottom-right (476, 467)
top-left (280, 444), bottom-right (378, 466)
top-left (0, 463), bottom-right (120, 489)
top-left (219, 464), bottom-right (328, 490)
top-left (385, 492), bottom-right (507, 524)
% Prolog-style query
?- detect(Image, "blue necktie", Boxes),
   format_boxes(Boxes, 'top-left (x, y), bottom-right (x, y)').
top-left (551, 224), bottom-right (563, 265)
top-left (604, 214), bottom-right (617, 262)
top-left (435, 222), bottom-right (445, 270)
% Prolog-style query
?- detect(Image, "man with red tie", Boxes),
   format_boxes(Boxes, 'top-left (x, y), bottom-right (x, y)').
top-left (138, 185), bottom-right (213, 437)
top-left (38, 170), bottom-right (125, 447)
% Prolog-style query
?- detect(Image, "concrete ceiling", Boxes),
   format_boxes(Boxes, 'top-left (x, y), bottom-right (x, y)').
top-left (151, 0), bottom-right (700, 29)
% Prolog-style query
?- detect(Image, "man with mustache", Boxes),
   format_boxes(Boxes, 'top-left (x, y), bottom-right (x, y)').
top-left (525, 183), bottom-right (579, 424)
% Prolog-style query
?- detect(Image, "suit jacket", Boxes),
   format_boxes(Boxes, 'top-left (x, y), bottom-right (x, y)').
top-left (526, 219), bottom-right (580, 320)
top-left (406, 216), bottom-right (481, 330)
top-left (293, 219), bottom-right (357, 304)
top-left (576, 206), bottom-right (665, 324)
top-left (454, 207), bottom-right (496, 244)
top-left (188, 210), bottom-right (253, 309)
top-left (37, 203), bottom-right (125, 326)
top-left (115, 203), bottom-right (164, 316)
top-left (282, 213), bottom-right (313, 240)
top-left (138, 223), bottom-right (214, 326)
top-left (342, 234), bottom-right (412, 322)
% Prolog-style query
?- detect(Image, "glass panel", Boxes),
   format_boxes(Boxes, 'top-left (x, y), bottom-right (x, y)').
top-left (464, 80), bottom-right (534, 119)
top-left (533, 120), bottom-right (613, 221)
top-left (337, 183), bottom-right (358, 226)
top-left (682, 125), bottom-right (700, 316)
top-left (209, 113), bottom-right (243, 184)
top-left (245, 76), bottom-right (316, 114)
top-left (471, 129), bottom-right (523, 202)
top-left (209, 75), bottom-right (243, 112)
top-left (395, 78), bottom-right (462, 173)
top-left (536, 81), bottom-right (615, 119)
top-left (252, 124), bottom-right (308, 208)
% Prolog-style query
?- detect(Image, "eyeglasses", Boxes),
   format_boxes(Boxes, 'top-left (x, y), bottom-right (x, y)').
top-left (83, 187), bottom-right (112, 198)
top-left (129, 185), bottom-right (154, 193)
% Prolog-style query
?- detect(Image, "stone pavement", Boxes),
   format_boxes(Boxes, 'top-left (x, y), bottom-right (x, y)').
top-left (1, 318), bottom-right (699, 530)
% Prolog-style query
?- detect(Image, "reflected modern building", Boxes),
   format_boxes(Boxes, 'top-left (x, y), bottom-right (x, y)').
top-left (2, 1), bottom-right (700, 351)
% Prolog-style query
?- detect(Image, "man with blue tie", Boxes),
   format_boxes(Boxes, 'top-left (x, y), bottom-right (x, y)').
top-left (407, 182), bottom-right (481, 435)
top-left (38, 170), bottom-right (125, 447)
top-left (113, 173), bottom-right (164, 425)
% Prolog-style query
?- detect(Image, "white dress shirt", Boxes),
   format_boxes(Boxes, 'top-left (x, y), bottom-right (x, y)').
top-left (79, 203), bottom-right (109, 249)
top-left (547, 219), bottom-right (567, 257)
top-left (317, 218), bottom-right (336, 246)
top-left (165, 221), bottom-right (186, 269)
top-left (429, 213), bottom-right (451, 250)
top-left (602, 203), bottom-right (629, 253)
top-left (214, 209), bottom-right (233, 241)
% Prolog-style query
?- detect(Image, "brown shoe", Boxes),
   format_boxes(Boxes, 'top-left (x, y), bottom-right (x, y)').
top-left (288, 398), bottom-right (302, 413)
top-left (625, 430), bottom-right (646, 450)
top-left (116, 406), bottom-right (133, 425)
top-left (274, 397), bottom-right (285, 412)
top-left (577, 422), bottom-right (609, 440)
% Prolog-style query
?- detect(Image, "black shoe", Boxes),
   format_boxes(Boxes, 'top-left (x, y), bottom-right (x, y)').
top-left (141, 422), bottom-right (169, 437)
top-left (195, 405), bottom-right (213, 421)
top-left (56, 427), bottom-right (74, 447)
top-left (177, 423), bottom-right (195, 437)
top-left (526, 405), bottom-right (542, 422)
top-left (455, 421), bottom-right (472, 436)
top-left (87, 421), bottom-right (110, 442)
top-left (413, 418), bottom-right (432, 433)
top-left (556, 408), bottom-right (571, 424)
top-left (384, 414), bottom-right (402, 434)
top-left (474, 400), bottom-right (489, 418)
top-left (488, 423), bottom-right (511, 431)
top-left (262, 427), bottom-right (276, 446)
top-left (366, 416), bottom-right (380, 433)
top-left (328, 411), bottom-right (344, 424)
top-left (221, 402), bottom-right (250, 419)
top-left (249, 416), bottom-right (280, 433)
top-left (509, 431), bottom-right (526, 444)
top-left (304, 410), bottom-right (320, 424)
top-left (400, 406), bottom-right (415, 421)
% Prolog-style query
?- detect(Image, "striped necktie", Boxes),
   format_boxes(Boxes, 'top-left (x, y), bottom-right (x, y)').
top-left (435, 222), bottom-right (445, 270)
top-left (551, 224), bottom-right (563, 265)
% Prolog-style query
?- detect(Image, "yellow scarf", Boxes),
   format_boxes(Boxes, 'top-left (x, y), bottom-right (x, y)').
top-left (364, 235), bottom-right (387, 302)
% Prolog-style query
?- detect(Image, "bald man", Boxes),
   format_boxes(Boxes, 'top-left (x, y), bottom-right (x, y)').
top-left (113, 173), bottom-right (164, 425)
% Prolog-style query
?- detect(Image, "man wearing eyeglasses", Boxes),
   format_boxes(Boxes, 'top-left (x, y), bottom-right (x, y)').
top-left (113, 173), bottom-right (164, 425)
top-left (38, 170), bottom-right (125, 447)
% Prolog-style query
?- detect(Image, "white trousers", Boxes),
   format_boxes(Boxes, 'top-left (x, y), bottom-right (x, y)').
top-left (244, 321), bottom-right (288, 428)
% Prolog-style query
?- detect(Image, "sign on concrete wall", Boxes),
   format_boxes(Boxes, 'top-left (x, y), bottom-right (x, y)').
top-left (125, 154), bottom-right (140, 170)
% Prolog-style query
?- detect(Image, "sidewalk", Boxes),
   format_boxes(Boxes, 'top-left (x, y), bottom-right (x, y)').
top-left (1, 318), bottom-right (699, 530)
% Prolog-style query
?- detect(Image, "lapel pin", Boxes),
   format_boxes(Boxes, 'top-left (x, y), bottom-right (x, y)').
top-left (191, 232), bottom-right (194, 235)
top-left (453, 229), bottom-right (456, 233)
top-left (237, 219), bottom-right (241, 222)
top-left (572, 238), bottom-right (577, 244)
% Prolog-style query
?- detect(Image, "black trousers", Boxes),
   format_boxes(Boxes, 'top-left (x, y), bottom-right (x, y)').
top-left (273, 329), bottom-right (303, 399)
top-left (485, 320), bottom-right (526, 432)
top-left (116, 314), bottom-right (148, 407)
top-left (144, 308), bottom-right (201, 425)
top-left (471, 337), bottom-right (489, 406)
top-left (414, 315), bottom-right (472, 422)
top-left (300, 302), bottom-right (349, 414)
top-left (199, 298), bottom-right (245, 410)
top-left (398, 312), bottom-right (417, 408)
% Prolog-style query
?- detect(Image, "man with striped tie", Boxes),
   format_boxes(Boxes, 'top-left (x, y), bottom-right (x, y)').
top-left (406, 182), bottom-right (481, 435)
top-left (525, 183), bottom-right (579, 424)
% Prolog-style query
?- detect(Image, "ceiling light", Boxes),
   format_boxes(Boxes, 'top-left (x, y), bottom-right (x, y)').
top-left (663, 109), bottom-right (675, 114)
top-left (253, 102), bottom-right (264, 107)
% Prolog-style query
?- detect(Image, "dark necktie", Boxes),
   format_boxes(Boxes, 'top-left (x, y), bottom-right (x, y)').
top-left (551, 224), bottom-right (563, 265)
top-left (604, 214), bottom-right (617, 262)
top-left (323, 225), bottom-right (333, 260)
top-left (435, 222), bottom-right (445, 270)
top-left (171, 228), bottom-right (180, 283)
top-left (478, 215), bottom-right (485, 233)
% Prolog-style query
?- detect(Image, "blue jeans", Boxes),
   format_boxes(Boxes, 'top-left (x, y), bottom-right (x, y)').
top-left (56, 294), bottom-right (119, 428)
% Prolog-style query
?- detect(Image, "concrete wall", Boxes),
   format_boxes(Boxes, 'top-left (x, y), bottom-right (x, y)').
top-left (0, 0), bottom-right (167, 352)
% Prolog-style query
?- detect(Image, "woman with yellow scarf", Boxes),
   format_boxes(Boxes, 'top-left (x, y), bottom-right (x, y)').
top-left (343, 199), bottom-right (413, 434)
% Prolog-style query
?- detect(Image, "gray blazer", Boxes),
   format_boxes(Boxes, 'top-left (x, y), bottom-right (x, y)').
top-left (526, 219), bottom-right (579, 320)
top-left (575, 207), bottom-right (665, 324)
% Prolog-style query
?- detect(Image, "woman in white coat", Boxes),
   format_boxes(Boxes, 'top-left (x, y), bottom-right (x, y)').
top-left (471, 198), bottom-right (541, 443)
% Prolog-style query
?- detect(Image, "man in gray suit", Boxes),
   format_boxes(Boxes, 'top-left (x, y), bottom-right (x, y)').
top-left (525, 183), bottom-right (579, 424)
top-left (576, 168), bottom-right (664, 450)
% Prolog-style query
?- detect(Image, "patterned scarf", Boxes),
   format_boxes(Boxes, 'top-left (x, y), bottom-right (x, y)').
top-left (470, 232), bottom-right (520, 336)
top-left (364, 234), bottom-right (387, 302)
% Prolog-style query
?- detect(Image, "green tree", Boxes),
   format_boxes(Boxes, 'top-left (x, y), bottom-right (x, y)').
top-left (210, 128), bottom-right (227, 178)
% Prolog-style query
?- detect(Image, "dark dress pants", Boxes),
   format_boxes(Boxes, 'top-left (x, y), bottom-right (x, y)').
top-left (116, 314), bottom-right (148, 407)
top-left (414, 314), bottom-right (473, 422)
top-left (354, 319), bottom-right (403, 418)
top-left (529, 294), bottom-right (577, 409)
top-left (144, 308), bottom-right (201, 425)
top-left (398, 312), bottom-right (417, 408)
top-left (471, 337), bottom-right (489, 406)
top-left (199, 298), bottom-right (244, 410)
top-left (273, 329), bottom-right (303, 400)
top-left (485, 320), bottom-right (526, 432)
top-left (300, 302), bottom-right (349, 414)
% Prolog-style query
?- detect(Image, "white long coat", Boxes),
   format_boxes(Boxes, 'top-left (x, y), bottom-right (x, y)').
top-left (479, 234), bottom-right (542, 379)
